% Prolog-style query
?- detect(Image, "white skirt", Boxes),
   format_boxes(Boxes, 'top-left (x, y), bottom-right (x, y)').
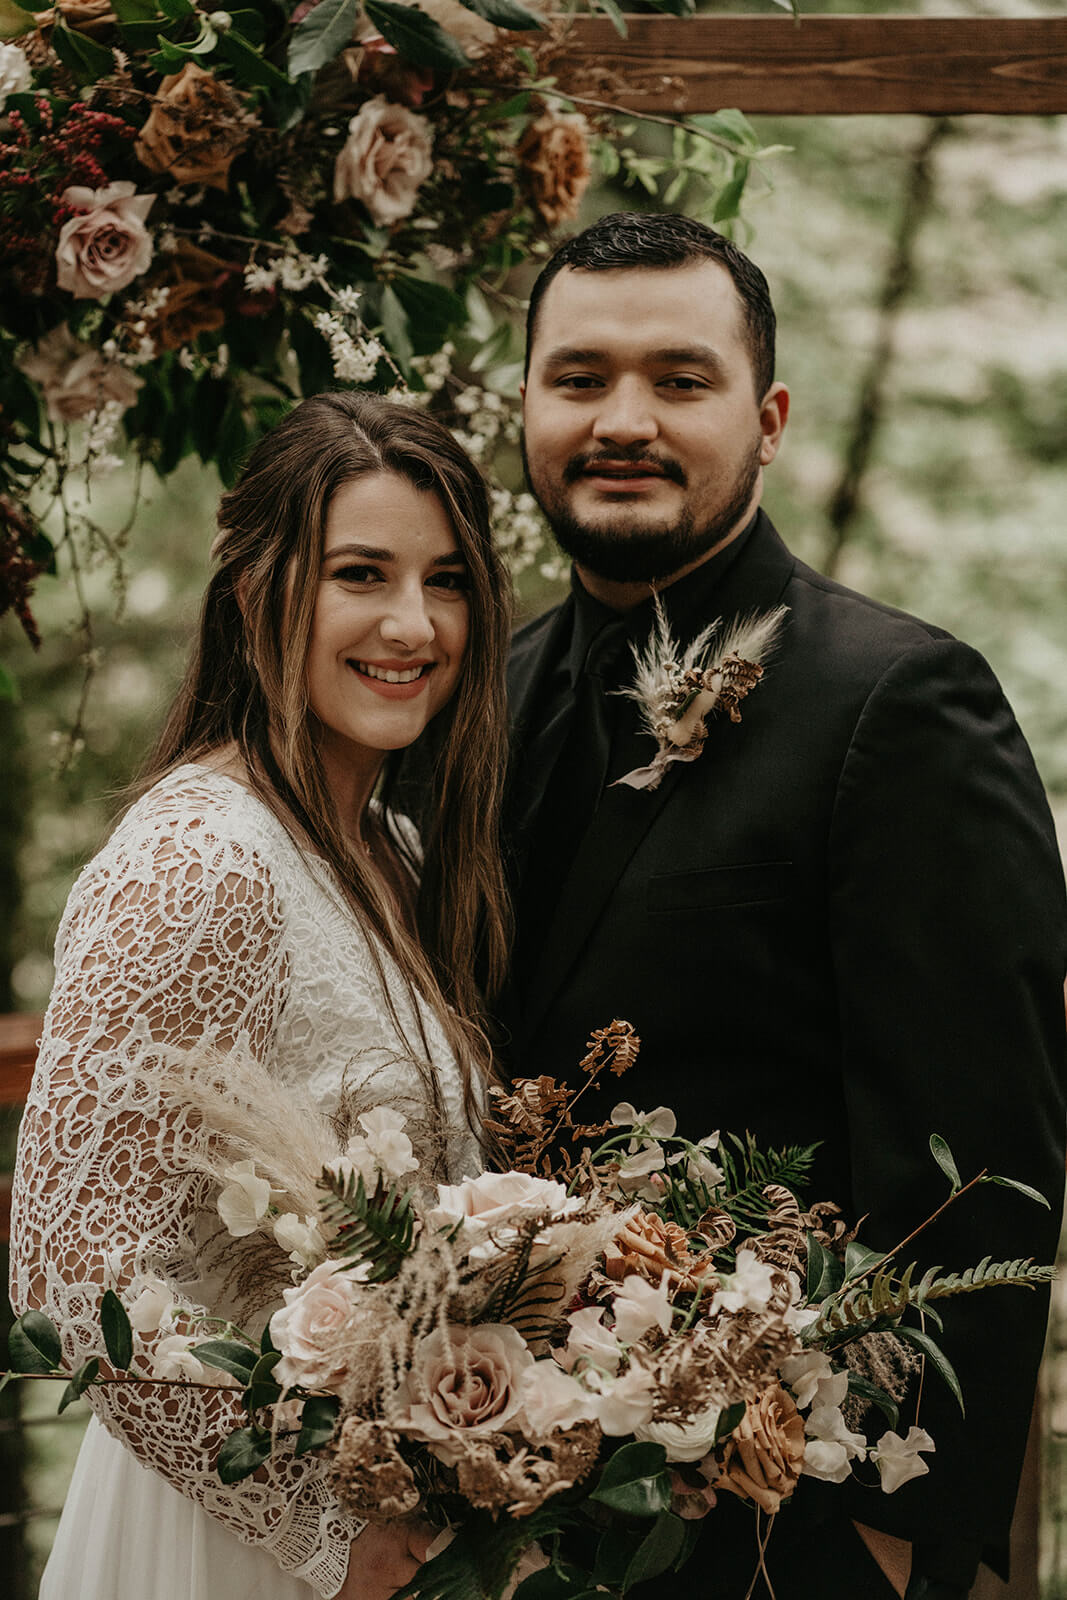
top-left (41, 1416), bottom-right (316, 1600)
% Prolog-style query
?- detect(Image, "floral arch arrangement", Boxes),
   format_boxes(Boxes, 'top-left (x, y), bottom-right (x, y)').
top-left (0, 0), bottom-right (780, 704)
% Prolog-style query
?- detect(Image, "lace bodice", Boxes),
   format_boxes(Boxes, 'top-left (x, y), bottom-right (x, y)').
top-left (11, 765), bottom-right (481, 1596)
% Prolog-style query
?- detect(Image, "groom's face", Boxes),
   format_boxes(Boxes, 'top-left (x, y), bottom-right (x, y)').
top-left (521, 260), bottom-right (786, 585)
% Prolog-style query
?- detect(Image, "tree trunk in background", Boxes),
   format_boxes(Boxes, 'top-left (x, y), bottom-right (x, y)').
top-left (823, 118), bottom-right (950, 578)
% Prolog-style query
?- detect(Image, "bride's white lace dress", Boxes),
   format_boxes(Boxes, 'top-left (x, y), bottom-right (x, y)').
top-left (10, 765), bottom-right (481, 1599)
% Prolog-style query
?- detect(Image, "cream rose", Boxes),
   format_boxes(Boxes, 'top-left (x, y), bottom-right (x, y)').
top-left (333, 96), bottom-right (433, 227)
top-left (0, 43), bottom-right (32, 111)
top-left (428, 1170), bottom-right (579, 1235)
top-left (269, 1259), bottom-right (363, 1391)
top-left (18, 324), bottom-right (142, 423)
top-left (398, 1323), bottom-right (534, 1451)
top-left (56, 182), bottom-right (155, 300)
top-left (635, 1403), bottom-right (722, 1463)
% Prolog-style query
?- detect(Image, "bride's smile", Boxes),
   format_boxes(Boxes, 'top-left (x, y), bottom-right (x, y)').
top-left (307, 469), bottom-right (471, 790)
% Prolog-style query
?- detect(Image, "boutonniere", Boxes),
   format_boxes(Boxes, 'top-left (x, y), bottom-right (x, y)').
top-left (612, 599), bottom-right (789, 792)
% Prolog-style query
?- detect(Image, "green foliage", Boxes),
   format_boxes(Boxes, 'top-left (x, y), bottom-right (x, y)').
top-left (295, 1393), bottom-right (341, 1453)
top-left (192, 1337), bottom-right (258, 1384)
top-left (589, 1441), bottom-right (670, 1517)
top-left (363, 0), bottom-right (472, 68)
top-left (216, 1423), bottom-right (273, 1484)
top-left (715, 1131), bottom-right (818, 1238)
top-left (8, 1310), bottom-right (62, 1374)
top-left (58, 1355), bottom-right (100, 1414)
top-left (287, 0), bottom-right (361, 78)
top-left (100, 1288), bottom-right (133, 1370)
top-left (318, 1169), bottom-right (416, 1281)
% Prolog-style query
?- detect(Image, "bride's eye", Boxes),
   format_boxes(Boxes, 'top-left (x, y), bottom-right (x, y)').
top-left (333, 564), bottom-right (381, 585)
top-left (427, 568), bottom-right (470, 593)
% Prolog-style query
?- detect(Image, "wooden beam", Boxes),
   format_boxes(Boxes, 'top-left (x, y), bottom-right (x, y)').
top-left (0, 1014), bottom-right (41, 1108)
top-left (555, 17), bottom-right (1067, 116)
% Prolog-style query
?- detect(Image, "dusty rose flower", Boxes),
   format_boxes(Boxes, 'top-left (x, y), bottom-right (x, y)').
top-left (18, 324), bottom-right (142, 422)
top-left (398, 1323), bottom-right (534, 1452)
top-left (269, 1259), bottom-right (364, 1391)
top-left (55, 182), bottom-right (155, 300)
top-left (333, 95), bottom-right (433, 227)
top-left (135, 62), bottom-right (250, 191)
top-left (717, 1384), bottom-right (805, 1514)
top-left (518, 108), bottom-right (592, 228)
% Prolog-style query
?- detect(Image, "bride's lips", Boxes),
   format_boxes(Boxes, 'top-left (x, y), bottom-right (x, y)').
top-left (346, 659), bottom-right (435, 699)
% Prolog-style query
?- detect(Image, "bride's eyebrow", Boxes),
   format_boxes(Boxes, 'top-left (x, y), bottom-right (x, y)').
top-left (324, 544), bottom-right (468, 565)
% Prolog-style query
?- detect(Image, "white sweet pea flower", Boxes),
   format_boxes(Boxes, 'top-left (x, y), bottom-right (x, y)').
top-left (634, 1402), bottom-right (722, 1462)
top-left (216, 1160), bottom-right (277, 1237)
top-left (516, 1359), bottom-right (597, 1434)
top-left (610, 1103), bottom-right (676, 1138)
top-left (152, 1334), bottom-right (208, 1382)
top-left (128, 1282), bottom-right (175, 1335)
top-left (612, 1272), bottom-right (673, 1343)
top-left (801, 1395), bottom-right (867, 1483)
top-left (871, 1426), bottom-right (935, 1493)
top-left (585, 1363), bottom-right (657, 1435)
top-left (357, 1106), bottom-right (417, 1181)
top-left (617, 1142), bottom-right (667, 1182)
top-left (709, 1248), bottom-right (777, 1315)
top-left (273, 1212), bottom-right (327, 1269)
top-left (779, 1350), bottom-right (834, 1410)
top-left (668, 1137), bottom-right (724, 1189)
top-left (561, 1306), bottom-right (622, 1375)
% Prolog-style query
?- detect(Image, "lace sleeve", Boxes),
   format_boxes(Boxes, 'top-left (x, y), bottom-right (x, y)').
top-left (10, 801), bottom-right (359, 1597)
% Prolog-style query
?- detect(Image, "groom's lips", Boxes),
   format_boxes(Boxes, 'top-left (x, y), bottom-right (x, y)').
top-left (570, 457), bottom-right (683, 493)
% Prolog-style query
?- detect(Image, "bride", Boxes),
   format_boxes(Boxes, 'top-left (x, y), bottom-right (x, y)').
top-left (10, 392), bottom-right (512, 1600)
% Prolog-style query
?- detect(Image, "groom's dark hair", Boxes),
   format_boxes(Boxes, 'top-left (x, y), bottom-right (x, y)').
top-left (524, 211), bottom-right (777, 399)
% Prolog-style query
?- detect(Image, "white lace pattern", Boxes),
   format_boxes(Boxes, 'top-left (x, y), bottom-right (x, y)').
top-left (11, 765), bottom-right (480, 1596)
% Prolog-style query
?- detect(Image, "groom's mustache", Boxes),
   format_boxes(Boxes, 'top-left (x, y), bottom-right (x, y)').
top-left (562, 449), bottom-right (687, 487)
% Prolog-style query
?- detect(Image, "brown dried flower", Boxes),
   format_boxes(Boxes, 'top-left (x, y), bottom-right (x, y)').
top-left (139, 239), bottom-right (236, 350)
top-left (331, 1418), bottom-right (421, 1522)
top-left (518, 107), bottom-right (592, 229)
top-left (135, 62), bottom-right (252, 191)
top-left (452, 1420), bottom-right (601, 1517)
top-left (604, 1209), bottom-right (713, 1293)
top-left (717, 1384), bottom-right (805, 1515)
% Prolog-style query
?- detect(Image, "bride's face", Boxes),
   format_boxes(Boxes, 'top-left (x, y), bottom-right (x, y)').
top-left (305, 471), bottom-right (470, 779)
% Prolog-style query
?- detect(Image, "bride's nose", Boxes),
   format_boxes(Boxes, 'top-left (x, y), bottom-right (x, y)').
top-left (380, 583), bottom-right (435, 651)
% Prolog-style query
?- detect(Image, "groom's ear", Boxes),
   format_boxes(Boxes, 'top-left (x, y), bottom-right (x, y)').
top-left (758, 383), bottom-right (789, 466)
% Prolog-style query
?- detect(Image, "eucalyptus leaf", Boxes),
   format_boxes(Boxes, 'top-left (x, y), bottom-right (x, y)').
top-left (623, 1512), bottom-right (687, 1590)
top-left (296, 1392), bottom-right (341, 1453)
top-left (454, 0), bottom-right (541, 32)
top-left (714, 1400), bottom-right (746, 1442)
top-left (986, 1174), bottom-right (1050, 1209)
top-left (0, 0), bottom-right (37, 36)
top-left (193, 1338), bottom-right (258, 1383)
top-left (593, 0), bottom-right (627, 35)
top-left (287, 0), bottom-right (359, 78)
top-left (846, 1372), bottom-right (899, 1430)
top-left (895, 1325), bottom-right (964, 1415)
top-left (100, 1289), bottom-right (133, 1371)
top-left (214, 28), bottom-right (293, 89)
top-left (712, 167), bottom-right (748, 225)
top-left (52, 19), bottom-right (115, 82)
top-left (9, 1310), bottom-right (62, 1374)
top-left (590, 1441), bottom-right (670, 1517)
top-left (929, 1133), bottom-right (962, 1191)
top-left (59, 1356), bottom-right (101, 1414)
top-left (363, 0), bottom-right (470, 69)
top-left (217, 1425), bottom-right (273, 1484)
top-left (805, 1233), bottom-right (843, 1301)
top-left (244, 1350), bottom-right (282, 1411)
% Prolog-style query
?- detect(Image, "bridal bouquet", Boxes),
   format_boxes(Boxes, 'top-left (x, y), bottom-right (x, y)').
top-left (7, 1020), bottom-right (1054, 1599)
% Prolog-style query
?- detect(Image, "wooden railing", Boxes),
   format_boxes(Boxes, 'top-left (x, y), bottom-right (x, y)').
top-left (0, 1016), bottom-right (42, 1245)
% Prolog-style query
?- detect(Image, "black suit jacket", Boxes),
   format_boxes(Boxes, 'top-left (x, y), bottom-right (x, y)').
top-left (505, 511), bottom-right (1067, 1592)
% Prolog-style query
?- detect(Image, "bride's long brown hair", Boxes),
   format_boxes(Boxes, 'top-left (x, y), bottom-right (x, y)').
top-left (136, 391), bottom-right (512, 1129)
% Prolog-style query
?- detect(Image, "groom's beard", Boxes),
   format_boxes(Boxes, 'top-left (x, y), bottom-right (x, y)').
top-left (522, 435), bottom-right (762, 585)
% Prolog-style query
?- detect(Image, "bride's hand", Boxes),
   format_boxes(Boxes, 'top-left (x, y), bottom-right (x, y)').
top-left (338, 1519), bottom-right (435, 1600)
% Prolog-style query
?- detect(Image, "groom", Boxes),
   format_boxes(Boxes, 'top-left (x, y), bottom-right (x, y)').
top-left (505, 212), bottom-right (1067, 1599)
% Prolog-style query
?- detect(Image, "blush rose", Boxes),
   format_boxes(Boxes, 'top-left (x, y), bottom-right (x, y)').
top-left (269, 1259), bottom-right (365, 1391)
top-left (55, 183), bottom-right (155, 300)
top-left (333, 96), bottom-right (433, 227)
top-left (398, 1323), bottom-right (534, 1454)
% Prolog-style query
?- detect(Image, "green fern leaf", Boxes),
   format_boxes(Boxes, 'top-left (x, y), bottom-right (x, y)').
top-left (317, 1169), bottom-right (416, 1281)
